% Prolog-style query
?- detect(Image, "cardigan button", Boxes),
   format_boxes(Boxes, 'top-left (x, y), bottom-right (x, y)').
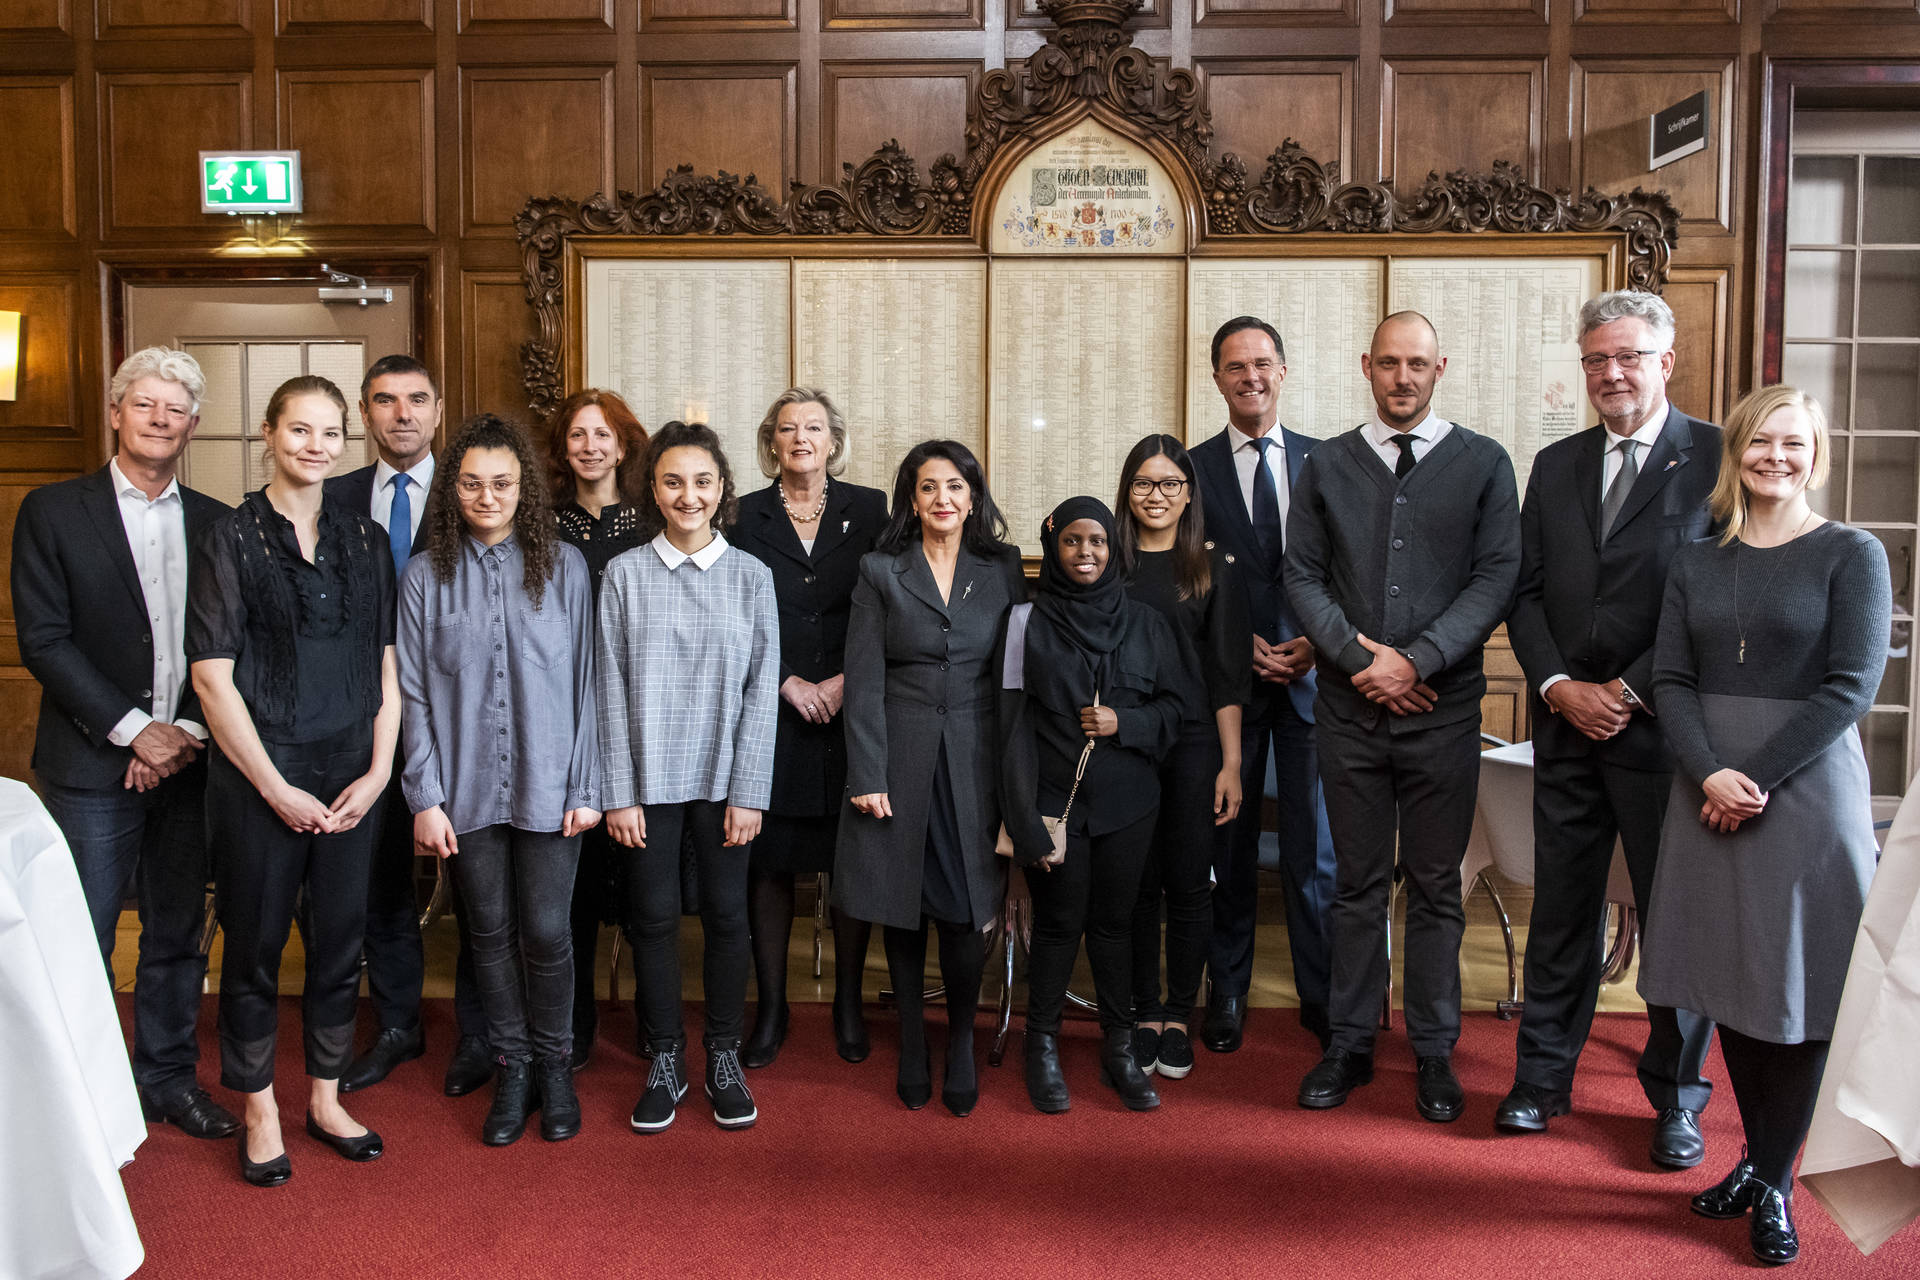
top-left (1394, 495), bottom-right (1407, 505)
top-left (1391, 538), bottom-right (1404, 549)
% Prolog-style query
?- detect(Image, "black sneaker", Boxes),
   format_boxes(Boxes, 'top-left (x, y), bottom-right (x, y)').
top-left (630, 1044), bottom-right (688, 1133)
top-left (705, 1044), bottom-right (758, 1130)
top-left (1155, 1026), bottom-right (1194, 1079)
top-left (1131, 1025), bottom-right (1161, 1076)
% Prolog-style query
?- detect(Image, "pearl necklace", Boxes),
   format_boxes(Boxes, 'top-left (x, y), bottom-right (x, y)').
top-left (781, 476), bottom-right (828, 524)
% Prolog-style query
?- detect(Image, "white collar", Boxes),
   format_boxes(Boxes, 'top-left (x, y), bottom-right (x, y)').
top-left (374, 453), bottom-right (435, 493)
top-left (1605, 402), bottom-right (1670, 452)
top-left (1366, 407), bottom-right (1443, 446)
top-left (1226, 423), bottom-right (1283, 453)
top-left (651, 529), bottom-right (729, 571)
top-left (109, 456), bottom-right (180, 504)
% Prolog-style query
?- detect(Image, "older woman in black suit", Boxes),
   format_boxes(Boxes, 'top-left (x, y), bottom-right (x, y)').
top-left (731, 388), bottom-right (889, 1068)
top-left (834, 440), bottom-right (1024, 1117)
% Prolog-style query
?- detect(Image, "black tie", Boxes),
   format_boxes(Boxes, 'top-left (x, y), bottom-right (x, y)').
top-left (1390, 432), bottom-right (1418, 480)
top-left (1251, 437), bottom-right (1283, 563)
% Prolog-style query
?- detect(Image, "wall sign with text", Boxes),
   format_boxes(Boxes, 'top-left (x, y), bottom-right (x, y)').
top-left (990, 119), bottom-right (1185, 255)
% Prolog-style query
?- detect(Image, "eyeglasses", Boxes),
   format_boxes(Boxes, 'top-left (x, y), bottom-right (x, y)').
top-left (1129, 477), bottom-right (1190, 497)
top-left (1580, 349), bottom-right (1660, 373)
top-left (456, 478), bottom-right (521, 498)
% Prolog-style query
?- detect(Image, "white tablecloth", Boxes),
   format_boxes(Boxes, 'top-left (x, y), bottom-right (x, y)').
top-left (1801, 784), bottom-right (1920, 1256)
top-left (0, 778), bottom-right (145, 1280)
top-left (1463, 740), bottom-right (1635, 903)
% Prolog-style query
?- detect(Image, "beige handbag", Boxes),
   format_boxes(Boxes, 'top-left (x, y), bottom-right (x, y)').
top-left (997, 694), bottom-right (1097, 867)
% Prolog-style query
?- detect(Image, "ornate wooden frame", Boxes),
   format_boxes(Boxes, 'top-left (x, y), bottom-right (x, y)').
top-left (514, 0), bottom-right (1680, 419)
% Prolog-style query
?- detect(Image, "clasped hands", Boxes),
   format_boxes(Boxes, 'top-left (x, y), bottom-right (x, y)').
top-left (1253, 635), bottom-right (1313, 685)
top-left (1545, 679), bottom-right (1631, 741)
top-left (1699, 769), bottom-right (1767, 833)
top-left (782, 674), bottom-right (845, 726)
top-left (121, 721), bottom-right (203, 793)
top-left (1351, 634), bottom-right (1436, 716)
top-left (268, 771), bottom-right (391, 836)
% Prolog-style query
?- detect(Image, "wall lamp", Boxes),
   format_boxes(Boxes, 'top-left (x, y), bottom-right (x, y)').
top-left (0, 310), bottom-right (19, 401)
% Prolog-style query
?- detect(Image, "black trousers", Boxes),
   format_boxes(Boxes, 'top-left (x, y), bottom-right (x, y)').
top-left (1131, 723), bottom-right (1220, 1025)
top-left (1320, 713), bottom-right (1479, 1058)
top-left (453, 824), bottom-right (581, 1064)
top-left (1516, 753), bottom-right (1716, 1110)
top-left (208, 728), bottom-right (376, 1092)
top-left (362, 770), bottom-right (486, 1040)
top-left (1025, 811), bottom-right (1157, 1035)
top-left (623, 800), bottom-right (747, 1049)
top-left (1719, 1027), bottom-right (1831, 1188)
top-left (569, 822), bottom-right (636, 1048)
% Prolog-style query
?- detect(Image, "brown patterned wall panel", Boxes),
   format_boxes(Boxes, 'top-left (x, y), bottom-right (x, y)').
top-left (822, 63), bottom-right (975, 184)
top-left (280, 0), bottom-right (433, 30)
top-left (827, 0), bottom-right (981, 27)
top-left (641, 66), bottom-right (795, 190)
top-left (1577, 0), bottom-right (1735, 22)
top-left (464, 69), bottom-right (614, 234)
top-left (0, 280), bottom-right (78, 440)
top-left (1381, 60), bottom-right (1542, 191)
top-left (1196, 60), bottom-right (1353, 183)
top-left (0, 490), bottom-right (30, 620)
top-left (1573, 61), bottom-right (1733, 231)
top-left (462, 272), bottom-right (539, 424)
top-left (0, 79), bottom-right (75, 236)
top-left (1665, 267), bottom-right (1729, 425)
top-left (101, 0), bottom-right (249, 34)
top-left (642, 0), bottom-right (794, 30)
top-left (100, 74), bottom-right (251, 233)
top-left (460, 0), bottom-right (612, 29)
top-left (0, 670), bottom-right (44, 783)
top-left (1, 0), bottom-right (70, 33)
top-left (1018, 0), bottom-right (1160, 26)
top-left (1195, 0), bottom-right (1353, 28)
top-left (1768, 0), bottom-right (1917, 14)
top-left (1389, 0), bottom-right (1543, 22)
top-left (278, 69), bottom-right (435, 231)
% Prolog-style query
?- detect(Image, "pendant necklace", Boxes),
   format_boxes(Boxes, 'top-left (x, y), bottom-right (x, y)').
top-left (781, 476), bottom-right (828, 525)
top-left (1732, 509), bottom-right (1814, 664)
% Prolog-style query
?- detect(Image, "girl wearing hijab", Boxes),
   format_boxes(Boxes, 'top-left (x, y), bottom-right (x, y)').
top-left (1000, 496), bottom-right (1188, 1115)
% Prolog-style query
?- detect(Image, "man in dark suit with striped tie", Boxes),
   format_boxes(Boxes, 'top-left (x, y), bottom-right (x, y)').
top-left (1188, 315), bottom-right (1337, 1054)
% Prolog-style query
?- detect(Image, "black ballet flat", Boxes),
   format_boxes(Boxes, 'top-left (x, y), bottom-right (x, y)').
top-left (305, 1111), bottom-right (384, 1162)
top-left (237, 1130), bottom-right (291, 1188)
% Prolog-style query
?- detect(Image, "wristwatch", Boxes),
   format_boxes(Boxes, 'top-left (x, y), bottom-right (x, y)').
top-left (1617, 680), bottom-right (1643, 710)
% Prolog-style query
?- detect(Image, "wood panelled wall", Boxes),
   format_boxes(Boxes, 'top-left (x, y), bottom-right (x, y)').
top-left (2, 0), bottom-right (1919, 777)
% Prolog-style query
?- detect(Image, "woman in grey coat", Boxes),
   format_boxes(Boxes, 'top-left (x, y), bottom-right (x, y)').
top-left (833, 440), bottom-right (1024, 1117)
top-left (1641, 385), bottom-right (1890, 1267)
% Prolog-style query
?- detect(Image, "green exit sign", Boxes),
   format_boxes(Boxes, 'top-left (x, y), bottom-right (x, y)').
top-left (199, 151), bottom-right (303, 214)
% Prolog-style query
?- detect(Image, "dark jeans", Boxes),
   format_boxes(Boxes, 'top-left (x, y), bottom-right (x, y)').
top-left (1132, 723), bottom-right (1220, 1025)
top-left (208, 728), bottom-right (376, 1092)
top-left (452, 824), bottom-right (581, 1063)
top-left (622, 800), bottom-right (747, 1049)
top-left (1025, 811), bottom-right (1156, 1035)
top-left (1319, 714), bottom-right (1479, 1059)
top-left (1211, 684), bottom-right (1335, 1030)
top-left (363, 770), bottom-right (487, 1041)
top-left (1719, 1027), bottom-right (1831, 1188)
top-left (39, 764), bottom-right (211, 1097)
top-left (1516, 754), bottom-right (1716, 1111)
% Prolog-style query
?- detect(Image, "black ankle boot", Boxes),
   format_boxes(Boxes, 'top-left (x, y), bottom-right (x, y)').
top-left (1749, 1179), bottom-right (1800, 1265)
top-left (1024, 1030), bottom-right (1070, 1114)
top-left (481, 1059), bottom-right (537, 1146)
top-left (537, 1056), bottom-right (581, 1141)
top-left (1099, 1026), bottom-right (1160, 1111)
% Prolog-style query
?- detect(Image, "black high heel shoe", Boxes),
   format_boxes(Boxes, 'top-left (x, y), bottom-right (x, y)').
top-left (305, 1111), bottom-right (384, 1162)
top-left (237, 1128), bottom-right (291, 1188)
top-left (942, 1036), bottom-right (978, 1118)
top-left (834, 990), bottom-right (871, 1064)
top-left (896, 1047), bottom-right (932, 1111)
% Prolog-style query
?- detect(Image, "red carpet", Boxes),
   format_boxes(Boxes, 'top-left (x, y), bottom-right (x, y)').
top-left (117, 998), bottom-right (1918, 1278)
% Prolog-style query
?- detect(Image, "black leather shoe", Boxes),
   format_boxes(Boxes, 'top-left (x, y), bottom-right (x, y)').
top-left (1201, 994), bottom-right (1245, 1053)
top-left (833, 989), bottom-right (870, 1064)
top-left (1749, 1180), bottom-right (1800, 1265)
top-left (338, 1025), bottom-right (424, 1094)
top-left (742, 1001), bottom-right (789, 1070)
top-left (1024, 1031), bottom-right (1070, 1114)
top-left (1692, 1154), bottom-right (1760, 1219)
top-left (237, 1129), bottom-right (290, 1188)
top-left (140, 1086), bottom-right (240, 1140)
top-left (1494, 1081), bottom-right (1570, 1133)
top-left (1415, 1056), bottom-right (1464, 1123)
top-left (304, 1110), bottom-right (383, 1161)
top-left (538, 1056), bottom-right (582, 1141)
top-left (444, 1035), bottom-right (496, 1098)
top-left (482, 1060), bottom-right (537, 1146)
top-left (1298, 1048), bottom-right (1373, 1109)
top-left (896, 1046), bottom-right (932, 1111)
top-left (1099, 1027), bottom-right (1160, 1111)
top-left (1652, 1107), bottom-right (1706, 1170)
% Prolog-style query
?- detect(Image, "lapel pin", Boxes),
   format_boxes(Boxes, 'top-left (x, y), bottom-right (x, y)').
top-left (1664, 459), bottom-right (1679, 471)
top-left (842, 519), bottom-right (850, 533)
top-left (962, 580), bottom-right (975, 601)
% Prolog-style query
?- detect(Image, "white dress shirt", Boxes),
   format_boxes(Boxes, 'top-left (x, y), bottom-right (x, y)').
top-left (1225, 423), bottom-right (1290, 536)
top-left (1362, 408), bottom-right (1451, 473)
top-left (650, 529), bottom-right (730, 572)
top-left (371, 454), bottom-right (436, 544)
top-left (105, 458), bottom-right (204, 747)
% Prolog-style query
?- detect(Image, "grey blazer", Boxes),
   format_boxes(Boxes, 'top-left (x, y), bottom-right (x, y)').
top-left (1283, 423), bottom-right (1521, 734)
top-left (832, 540), bottom-right (1024, 930)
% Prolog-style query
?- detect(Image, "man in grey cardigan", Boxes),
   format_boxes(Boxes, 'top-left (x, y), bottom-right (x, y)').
top-left (1283, 311), bottom-right (1521, 1123)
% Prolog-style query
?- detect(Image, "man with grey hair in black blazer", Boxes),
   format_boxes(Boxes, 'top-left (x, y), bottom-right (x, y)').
top-left (1284, 310), bottom-right (1520, 1123)
top-left (1497, 289), bottom-right (1720, 1168)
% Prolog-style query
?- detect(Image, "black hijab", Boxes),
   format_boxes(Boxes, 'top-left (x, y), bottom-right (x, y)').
top-left (1026, 496), bottom-right (1130, 715)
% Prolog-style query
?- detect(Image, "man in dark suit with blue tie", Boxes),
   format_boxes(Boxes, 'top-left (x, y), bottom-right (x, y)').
top-left (325, 354), bottom-right (491, 1098)
top-left (1188, 316), bottom-right (1337, 1052)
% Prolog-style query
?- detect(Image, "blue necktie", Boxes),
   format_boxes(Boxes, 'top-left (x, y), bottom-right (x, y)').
top-left (1251, 436), bottom-right (1283, 564)
top-left (388, 474), bottom-right (412, 579)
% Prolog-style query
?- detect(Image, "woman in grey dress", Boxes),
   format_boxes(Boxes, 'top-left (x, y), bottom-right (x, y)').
top-left (1641, 384), bottom-right (1891, 1266)
top-left (833, 440), bottom-right (1024, 1117)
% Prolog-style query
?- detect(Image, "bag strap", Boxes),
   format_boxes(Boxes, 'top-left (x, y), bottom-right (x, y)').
top-left (1056, 691), bottom-right (1098, 825)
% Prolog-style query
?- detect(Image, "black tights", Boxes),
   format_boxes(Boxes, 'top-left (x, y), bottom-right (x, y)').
top-left (747, 867), bottom-right (873, 1019)
top-left (882, 919), bottom-right (986, 1096)
top-left (1718, 1026), bottom-right (1831, 1189)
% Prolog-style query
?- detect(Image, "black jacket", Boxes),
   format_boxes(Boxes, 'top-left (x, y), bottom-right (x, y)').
top-left (13, 465), bottom-right (228, 788)
top-left (324, 462), bottom-right (433, 563)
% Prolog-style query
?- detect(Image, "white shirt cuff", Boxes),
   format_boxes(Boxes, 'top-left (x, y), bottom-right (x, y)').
top-left (1538, 674), bottom-right (1570, 699)
top-left (108, 708), bottom-right (154, 748)
top-left (174, 719), bottom-right (208, 742)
